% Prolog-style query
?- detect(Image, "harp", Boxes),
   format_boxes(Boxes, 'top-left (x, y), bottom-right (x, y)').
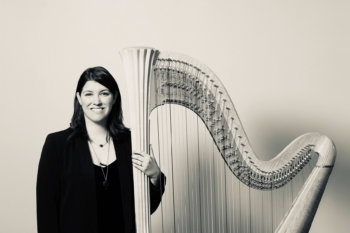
top-left (120, 47), bottom-right (336, 233)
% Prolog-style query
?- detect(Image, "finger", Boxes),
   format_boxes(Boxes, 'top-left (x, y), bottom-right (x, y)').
top-left (149, 144), bottom-right (156, 158)
top-left (132, 158), bottom-right (143, 166)
top-left (133, 151), bottom-right (146, 157)
top-left (132, 162), bottom-right (145, 172)
top-left (132, 150), bottom-right (145, 154)
top-left (132, 154), bottom-right (144, 161)
top-left (133, 159), bottom-right (150, 171)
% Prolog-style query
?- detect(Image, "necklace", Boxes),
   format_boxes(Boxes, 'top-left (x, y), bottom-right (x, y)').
top-left (88, 138), bottom-right (111, 189)
top-left (90, 137), bottom-right (110, 148)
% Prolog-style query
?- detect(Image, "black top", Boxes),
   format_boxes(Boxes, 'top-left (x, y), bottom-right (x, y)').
top-left (94, 160), bottom-right (124, 233)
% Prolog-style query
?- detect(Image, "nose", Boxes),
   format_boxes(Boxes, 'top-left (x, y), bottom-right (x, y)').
top-left (92, 94), bottom-right (102, 105)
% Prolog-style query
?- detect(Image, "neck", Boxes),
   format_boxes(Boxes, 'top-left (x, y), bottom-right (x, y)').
top-left (84, 117), bottom-right (109, 141)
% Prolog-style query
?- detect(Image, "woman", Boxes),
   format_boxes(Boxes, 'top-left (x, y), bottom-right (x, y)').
top-left (36, 66), bottom-right (165, 233)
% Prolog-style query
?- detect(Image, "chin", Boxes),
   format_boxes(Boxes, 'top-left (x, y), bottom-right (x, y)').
top-left (85, 115), bottom-right (108, 125)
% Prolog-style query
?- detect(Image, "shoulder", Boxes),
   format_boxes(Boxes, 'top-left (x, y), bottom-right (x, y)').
top-left (40, 128), bottom-right (73, 162)
top-left (114, 129), bottom-right (131, 142)
top-left (45, 127), bottom-right (73, 145)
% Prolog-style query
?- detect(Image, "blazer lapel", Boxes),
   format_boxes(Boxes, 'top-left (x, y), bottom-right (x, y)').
top-left (65, 136), bottom-right (99, 233)
top-left (114, 135), bottom-right (135, 233)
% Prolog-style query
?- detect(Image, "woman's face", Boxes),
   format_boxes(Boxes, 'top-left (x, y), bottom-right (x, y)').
top-left (77, 81), bottom-right (116, 125)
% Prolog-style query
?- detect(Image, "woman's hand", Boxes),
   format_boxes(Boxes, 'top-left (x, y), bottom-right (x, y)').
top-left (132, 151), bottom-right (161, 186)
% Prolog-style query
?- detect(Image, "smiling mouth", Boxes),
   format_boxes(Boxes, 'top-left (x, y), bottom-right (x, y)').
top-left (90, 107), bottom-right (104, 112)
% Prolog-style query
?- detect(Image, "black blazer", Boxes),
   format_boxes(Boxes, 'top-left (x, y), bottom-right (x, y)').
top-left (36, 128), bottom-right (165, 233)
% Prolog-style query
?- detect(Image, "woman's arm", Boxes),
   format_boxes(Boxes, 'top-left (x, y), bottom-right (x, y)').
top-left (132, 152), bottom-right (166, 214)
top-left (36, 134), bottom-right (61, 233)
top-left (149, 172), bottom-right (166, 214)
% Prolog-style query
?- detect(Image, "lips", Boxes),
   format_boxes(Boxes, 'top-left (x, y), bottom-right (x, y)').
top-left (90, 107), bottom-right (104, 112)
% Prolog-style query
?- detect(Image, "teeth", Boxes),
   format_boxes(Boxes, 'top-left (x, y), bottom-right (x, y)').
top-left (91, 108), bottom-right (104, 112)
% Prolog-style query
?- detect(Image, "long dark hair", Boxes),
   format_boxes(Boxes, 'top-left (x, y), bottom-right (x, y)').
top-left (69, 66), bottom-right (129, 140)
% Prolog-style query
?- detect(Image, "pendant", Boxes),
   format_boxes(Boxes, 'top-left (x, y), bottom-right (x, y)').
top-left (99, 144), bottom-right (103, 147)
top-left (103, 180), bottom-right (109, 189)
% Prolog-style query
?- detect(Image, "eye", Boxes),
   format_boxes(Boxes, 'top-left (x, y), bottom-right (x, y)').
top-left (84, 93), bottom-right (93, 96)
top-left (101, 92), bottom-right (111, 96)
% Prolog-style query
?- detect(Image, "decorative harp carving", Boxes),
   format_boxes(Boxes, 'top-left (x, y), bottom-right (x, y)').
top-left (120, 47), bottom-right (336, 233)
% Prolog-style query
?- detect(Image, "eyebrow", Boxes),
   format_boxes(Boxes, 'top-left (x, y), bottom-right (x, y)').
top-left (82, 89), bottom-right (110, 93)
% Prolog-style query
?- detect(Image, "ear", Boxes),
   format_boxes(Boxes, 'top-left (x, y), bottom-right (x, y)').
top-left (76, 92), bottom-right (82, 105)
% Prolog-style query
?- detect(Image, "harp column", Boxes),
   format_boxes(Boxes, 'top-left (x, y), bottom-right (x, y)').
top-left (120, 47), bottom-right (158, 233)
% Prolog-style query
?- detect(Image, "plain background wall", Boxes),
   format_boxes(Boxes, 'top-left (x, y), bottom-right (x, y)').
top-left (0, 0), bottom-right (349, 232)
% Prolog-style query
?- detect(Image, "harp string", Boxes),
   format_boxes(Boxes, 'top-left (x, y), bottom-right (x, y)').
top-left (185, 108), bottom-right (191, 233)
top-left (170, 104), bottom-right (176, 233)
top-left (196, 115), bottom-right (202, 233)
